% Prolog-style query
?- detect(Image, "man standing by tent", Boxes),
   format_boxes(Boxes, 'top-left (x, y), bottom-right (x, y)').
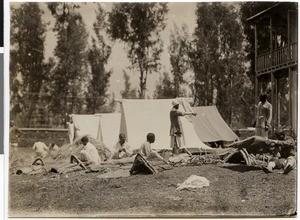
top-left (255, 93), bottom-right (272, 138)
top-left (67, 115), bottom-right (75, 144)
top-left (170, 99), bottom-right (197, 155)
top-left (67, 114), bottom-right (81, 144)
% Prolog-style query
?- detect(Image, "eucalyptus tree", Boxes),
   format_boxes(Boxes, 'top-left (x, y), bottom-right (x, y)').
top-left (169, 23), bottom-right (191, 97)
top-left (10, 3), bottom-right (47, 126)
top-left (87, 4), bottom-right (112, 113)
top-left (191, 2), bottom-right (249, 126)
top-left (121, 70), bottom-right (138, 99)
top-left (108, 3), bottom-right (168, 98)
top-left (47, 3), bottom-right (89, 115)
top-left (154, 72), bottom-right (175, 99)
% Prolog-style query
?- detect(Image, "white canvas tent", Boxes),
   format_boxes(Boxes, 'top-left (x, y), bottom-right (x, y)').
top-left (72, 114), bottom-right (101, 140)
top-left (96, 113), bottom-right (121, 151)
top-left (120, 99), bottom-right (211, 150)
top-left (71, 113), bottom-right (121, 151)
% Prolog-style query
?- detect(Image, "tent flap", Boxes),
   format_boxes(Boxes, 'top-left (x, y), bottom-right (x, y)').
top-left (97, 113), bottom-right (121, 150)
top-left (192, 106), bottom-right (239, 142)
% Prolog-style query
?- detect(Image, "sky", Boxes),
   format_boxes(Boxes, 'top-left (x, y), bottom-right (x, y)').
top-left (14, 2), bottom-right (198, 99)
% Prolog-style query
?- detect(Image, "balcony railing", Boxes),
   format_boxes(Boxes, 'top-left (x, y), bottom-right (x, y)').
top-left (256, 42), bottom-right (297, 72)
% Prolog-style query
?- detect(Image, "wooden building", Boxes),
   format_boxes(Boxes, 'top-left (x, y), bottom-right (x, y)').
top-left (247, 2), bottom-right (298, 136)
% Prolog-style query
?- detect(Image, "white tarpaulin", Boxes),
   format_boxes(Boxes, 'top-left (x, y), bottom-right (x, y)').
top-left (120, 99), bottom-right (211, 150)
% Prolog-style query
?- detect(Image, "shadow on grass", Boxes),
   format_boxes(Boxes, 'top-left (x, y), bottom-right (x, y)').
top-left (221, 164), bottom-right (262, 173)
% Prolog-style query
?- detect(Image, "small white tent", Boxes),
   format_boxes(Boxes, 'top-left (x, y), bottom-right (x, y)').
top-left (72, 114), bottom-right (102, 140)
top-left (96, 113), bottom-right (121, 151)
top-left (71, 113), bottom-right (121, 151)
top-left (120, 99), bottom-right (211, 150)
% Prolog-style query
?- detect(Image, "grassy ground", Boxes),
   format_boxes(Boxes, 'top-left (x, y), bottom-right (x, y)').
top-left (8, 147), bottom-right (297, 218)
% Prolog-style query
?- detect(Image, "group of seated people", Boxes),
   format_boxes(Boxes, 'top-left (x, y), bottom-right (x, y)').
top-left (111, 133), bottom-right (168, 163)
top-left (31, 127), bottom-right (296, 175)
top-left (76, 133), bottom-right (168, 166)
top-left (32, 132), bottom-right (168, 166)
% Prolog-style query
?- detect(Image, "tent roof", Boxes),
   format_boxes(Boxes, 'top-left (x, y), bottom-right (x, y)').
top-left (192, 106), bottom-right (239, 142)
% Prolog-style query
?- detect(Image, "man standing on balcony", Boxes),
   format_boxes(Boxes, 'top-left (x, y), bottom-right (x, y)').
top-left (255, 93), bottom-right (272, 138)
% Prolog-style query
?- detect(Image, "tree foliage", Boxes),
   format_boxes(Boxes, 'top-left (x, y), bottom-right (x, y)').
top-left (10, 3), bottom-right (48, 126)
top-left (190, 3), bottom-right (217, 107)
top-left (191, 2), bottom-right (252, 127)
top-left (108, 3), bottom-right (168, 98)
top-left (121, 70), bottom-right (138, 99)
top-left (154, 72), bottom-right (175, 99)
top-left (86, 4), bottom-right (112, 113)
top-left (47, 3), bottom-right (89, 116)
top-left (169, 23), bottom-right (191, 97)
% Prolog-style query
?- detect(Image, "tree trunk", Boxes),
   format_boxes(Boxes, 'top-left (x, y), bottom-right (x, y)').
top-left (139, 81), bottom-right (146, 99)
top-left (27, 93), bottom-right (38, 127)
top-left (139, 67), bottom-right (147, 99)
top-left (229, 72), bottom-right (233, 127)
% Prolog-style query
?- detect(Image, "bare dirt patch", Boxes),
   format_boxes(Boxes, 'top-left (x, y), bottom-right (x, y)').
top-left (9, 160), bottom-right (296, 218)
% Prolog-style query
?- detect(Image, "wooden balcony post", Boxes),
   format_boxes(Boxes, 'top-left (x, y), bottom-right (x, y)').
top-left (254, 24), bottom-right (257, 72)
top-left (270, 17), bottom-right (273, 66)
top-left (271, 72), bottom-right (274, 134)
top-left (255, 76), bottom-right (258, 115)
top-left (288, 67), bottom-right (292, 135)
top-left (254, 24), bottom-right (258, 109)
top-left (274, 77), bottom-right (278, 128)
top-left (288, 10), bottom-right (291, 61)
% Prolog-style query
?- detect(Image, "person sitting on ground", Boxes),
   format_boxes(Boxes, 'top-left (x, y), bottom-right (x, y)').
top-left (111, 133), bottom-right (133, 159)
top-left (48, 143), bottom-right (59, 157)
top-left (74, 136), bottom-right (101, 165)
top-left (263, 128), bottom-right (296, 174)
top-left (139, 133), bottom-right (169, 164)
top-left (49, 143), bottom-right (59, 151)
top-left (32, 141), bottom-right (49, 158)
